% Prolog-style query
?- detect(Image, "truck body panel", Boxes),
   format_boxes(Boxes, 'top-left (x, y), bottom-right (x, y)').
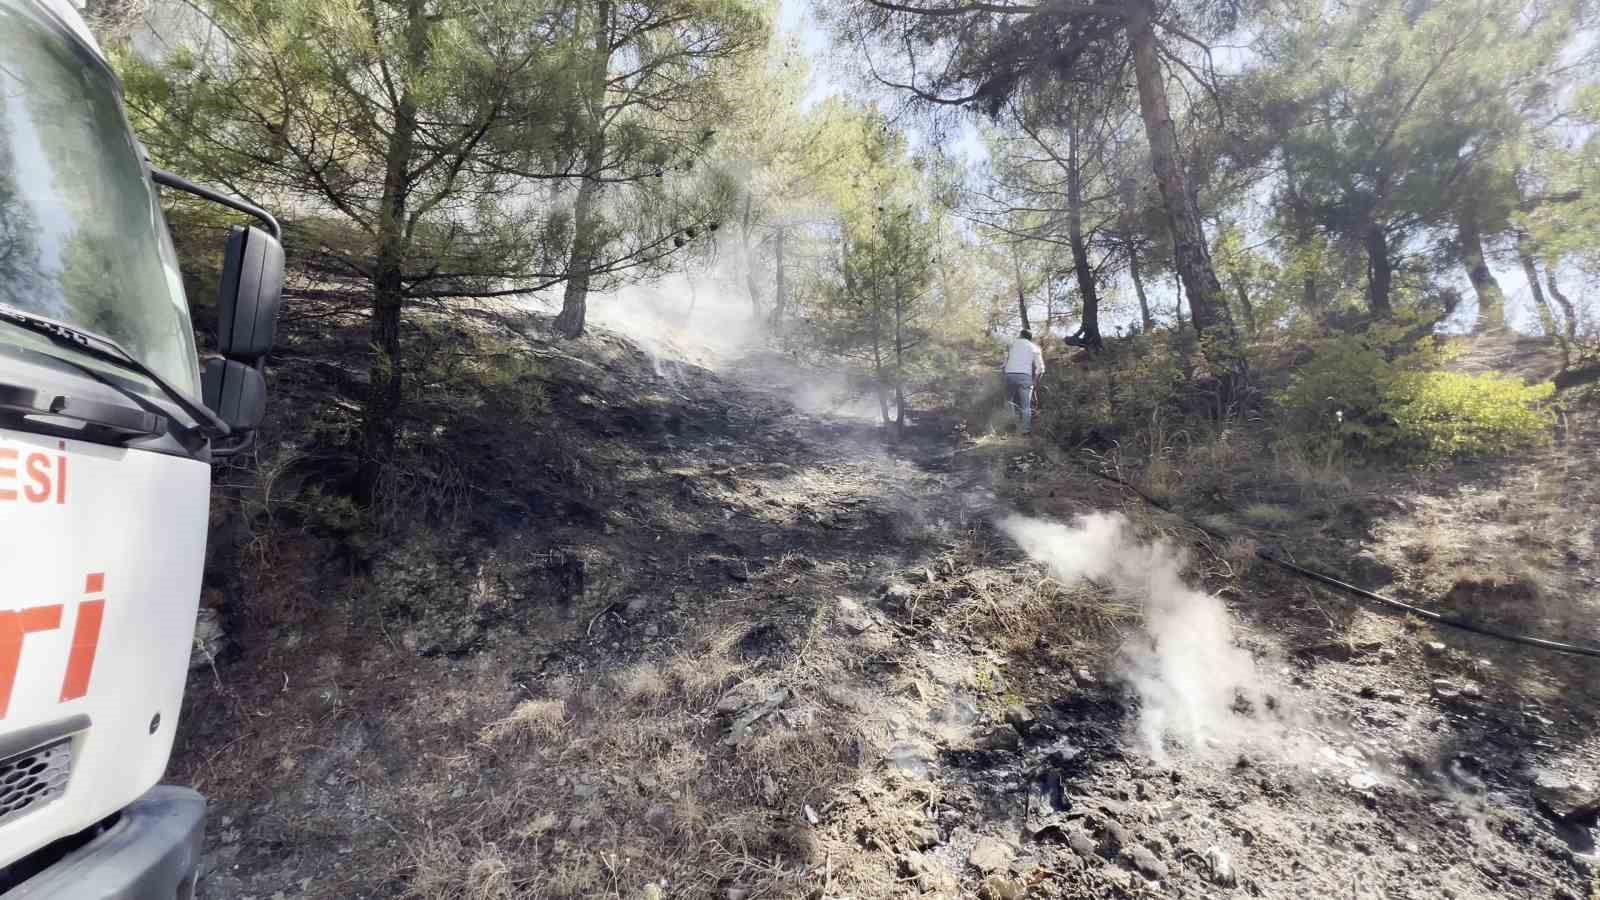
top-left (0, 427), bottom-right (208, 870)
top-left (0, 0), bottom-right (283, 893)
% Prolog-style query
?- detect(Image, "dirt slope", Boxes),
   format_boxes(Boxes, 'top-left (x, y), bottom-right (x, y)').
top-left (180, 316), bottom-right (1599, 900)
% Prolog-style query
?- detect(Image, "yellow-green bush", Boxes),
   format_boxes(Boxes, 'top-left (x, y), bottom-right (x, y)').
top-left (1382, 370), bottom-right (1555, 459)
top-left (1279, 331), bottom-right (1555, 464)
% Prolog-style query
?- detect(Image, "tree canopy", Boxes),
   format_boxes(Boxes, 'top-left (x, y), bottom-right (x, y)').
top-left (105, 0), bottom-right (1600, 493)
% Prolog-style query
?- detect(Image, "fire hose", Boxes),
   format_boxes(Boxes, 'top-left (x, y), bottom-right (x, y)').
top-left (1064, 455), bottom-right (1600, 660)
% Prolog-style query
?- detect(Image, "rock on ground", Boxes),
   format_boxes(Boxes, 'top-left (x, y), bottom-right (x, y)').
top-left (1126, 844), bottom-right (1167, 881)
top-left (899, 850), bottom-right (957, 894)
top-left (1534, 776), bottom-right (1600, 823)
top-left (969, 835), bottom-right (1015, 873)
top-left (980, 875), bottom-right (1026, 900)
top-left (189, 606), bottom-right (226, 670)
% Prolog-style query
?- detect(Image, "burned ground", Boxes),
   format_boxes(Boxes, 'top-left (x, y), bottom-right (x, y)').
top-left (178, 311), bottom-right (1599, 900)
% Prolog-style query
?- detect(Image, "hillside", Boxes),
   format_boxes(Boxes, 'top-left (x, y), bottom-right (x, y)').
top-left (176, 300), bottom-right (1600, 900)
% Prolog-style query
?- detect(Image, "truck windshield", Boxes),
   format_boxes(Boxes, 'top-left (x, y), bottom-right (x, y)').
top-left (0, 0), bottom-right (201, 398)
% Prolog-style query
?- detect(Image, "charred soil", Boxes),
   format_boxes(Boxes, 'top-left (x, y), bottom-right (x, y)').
top-left (180, 311), bottom-right (1599, 900)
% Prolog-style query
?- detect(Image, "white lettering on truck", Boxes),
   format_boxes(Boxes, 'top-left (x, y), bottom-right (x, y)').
top-left (0, 438), bottom-right (102, 720)
top-left (0, 439), bottom-right (67, 504)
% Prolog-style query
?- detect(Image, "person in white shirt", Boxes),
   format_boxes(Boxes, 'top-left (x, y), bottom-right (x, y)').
top-left (1002, 328), bottom-right (1045, 434)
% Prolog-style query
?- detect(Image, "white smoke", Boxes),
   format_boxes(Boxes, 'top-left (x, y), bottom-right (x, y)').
top-left (519, 259), bottom-right (895, 422)
top-left (588, 270), bottom-right (764, 370)
top-left (998, 512), bottom-right (1293, 763)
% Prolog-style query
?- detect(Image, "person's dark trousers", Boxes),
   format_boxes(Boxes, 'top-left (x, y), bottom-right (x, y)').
top-left (1005, 372), bottom-right (1034, 434)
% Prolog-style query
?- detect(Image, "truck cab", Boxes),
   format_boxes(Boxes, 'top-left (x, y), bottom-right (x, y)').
top-left (0, 1), bottom-right (282, 895)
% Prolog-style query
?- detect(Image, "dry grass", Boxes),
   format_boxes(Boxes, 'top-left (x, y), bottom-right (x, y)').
top-left (1243, 503), bottom-right (1296, 527)
top-left (1442, 563), bottom-right (1545, 624)
top-left (418, 679), bottom-right (828, 899)
top-left (1273, 445), bottom-right (1354, 501)
top-left (740, 726), bottom-right (861, 805)
top-left (479, 698), bottom-right (568, 746)
top-left (517, 811), bottom-right (560, 841)
top-left (464, 850), bottom-right (513, 900)
top-left (1219, 536), bottom-right (1261, 579)
top-left (947, 559), bottom-right (1137, 661)
top-left (540, 852), bottom-right (608, 899)
top-left (614, 662), bottom-right (669, 704)
top-left (1183, 427), bottom-right (1240, 500)
top-left (1400, 519), bottom-right (1457, 564)
top-left (1136, 456), bottom-right (1177, 504)
top-left (406, 834), bottom-right (520, 900)
top-left (663, 649), bottom-right (740, 705)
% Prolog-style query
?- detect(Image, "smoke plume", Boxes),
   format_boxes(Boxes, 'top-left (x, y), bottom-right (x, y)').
top-left (998, 512), bottom-right (1289, 762)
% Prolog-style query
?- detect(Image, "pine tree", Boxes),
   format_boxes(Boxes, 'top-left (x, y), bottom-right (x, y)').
top-left (550, 0), bottom-right (767, 338)
top-left (121, 0), bottom-right (759, 498)
top-left (821, 0), bottom-right (1247, 385)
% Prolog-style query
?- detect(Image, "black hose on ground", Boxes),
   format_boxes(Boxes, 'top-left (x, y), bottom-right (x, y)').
top-left (1253, 548), bottom-right (1600, 659)
top-left (1063, 454), bottom-right (1600, 661)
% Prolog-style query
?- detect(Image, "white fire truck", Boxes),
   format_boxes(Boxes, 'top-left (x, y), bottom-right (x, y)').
top-left (0, 1), bottom-right (283, 895)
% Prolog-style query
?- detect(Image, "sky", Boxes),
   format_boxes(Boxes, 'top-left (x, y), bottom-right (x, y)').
top-left (775, 0), bottom-right (834, 108)
top-left (775, 0), bottom-right (991, 165)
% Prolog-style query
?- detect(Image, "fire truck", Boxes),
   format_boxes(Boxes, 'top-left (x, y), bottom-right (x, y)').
top-left (0, 1), bottom-right (283, 895)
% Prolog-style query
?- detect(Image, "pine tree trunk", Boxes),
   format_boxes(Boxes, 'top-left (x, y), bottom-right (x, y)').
top-left (356, 0), bottom-right (426, 507)
top-left (1116, 175), bottom-right (1155, 334)
top-left (1129, 250), bottom-right (1154, 333)
top-left (554, 0), bottom-right (612, 340)
top-left (772, 227), bottom-right (787, 327)
top-left (555, 166), bottom-right (602, 338)
top-left (1173, 264), bottom-right (1186, 331)
top-left (1521, 256), bottom-right (1555, 332)
top-left (1065, 110), bottom-right (1102, 349)
top-left (1012, 249), bottom-right (1030, 333)
top-left (359, 278), bottom-right (404, 506)
top-left (873, 350), bottom-right (891, 427)
top-left (1459, 206), bottom-right (1506, 332)
top-left (1231, 273), bottom-right (1257, 335)
top-left (554, 238), bottom-right (593, 338)
top-left (894, 285), bottom-right (906, 437)
top-left (1516, 234), bottom-right (1562, 362)
top-left (873, 301), bottom-right (890, 427)
top-left (742, 192), bottom-right (762, 321)
top-left (1364, 222), bottom-right (1393, 318)
top-left (1125, 0), bottom-right (1240, 377)
top-left (894, 381), bottom-right (905, 436)
top-left (1288, 183), bottom-right (1322, 317)
top-left (555, 152), bottom-right (607, 338)
top-left (1546, 272), bottom-right (1580, 351)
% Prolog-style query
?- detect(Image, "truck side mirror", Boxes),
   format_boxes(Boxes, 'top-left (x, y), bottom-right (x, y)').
top-left (217, 225), bottom-right (284, 361)
top-left (202, 358), bottom-right (267, 431)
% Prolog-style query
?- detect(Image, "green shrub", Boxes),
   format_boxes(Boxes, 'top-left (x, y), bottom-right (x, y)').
top-left (1277, 333), bottom-right (1395, 453)
top-left (1111, 340), bottom-right (1186, 421)
top-left (1035, 334), bottom-right (1184, 445)
top-left (1383, 370), bottom-right (1555, 459)
top-left (1279, 329), bottom-right (1555, 464)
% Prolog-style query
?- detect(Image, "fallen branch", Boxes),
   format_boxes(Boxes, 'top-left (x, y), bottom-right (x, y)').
top-left (585, 601), bottom-right (621, 638)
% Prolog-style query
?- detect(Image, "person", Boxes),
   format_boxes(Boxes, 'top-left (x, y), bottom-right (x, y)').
top-left (1002, 328), bottom-right (1045, 435)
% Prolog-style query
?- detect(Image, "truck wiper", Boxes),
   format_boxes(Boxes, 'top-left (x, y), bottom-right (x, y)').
top-left (0, 304), bottom-right (231, 440)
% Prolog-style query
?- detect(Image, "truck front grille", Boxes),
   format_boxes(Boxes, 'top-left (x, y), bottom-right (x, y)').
top-left (0, 738), bottom-right (72, 828)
